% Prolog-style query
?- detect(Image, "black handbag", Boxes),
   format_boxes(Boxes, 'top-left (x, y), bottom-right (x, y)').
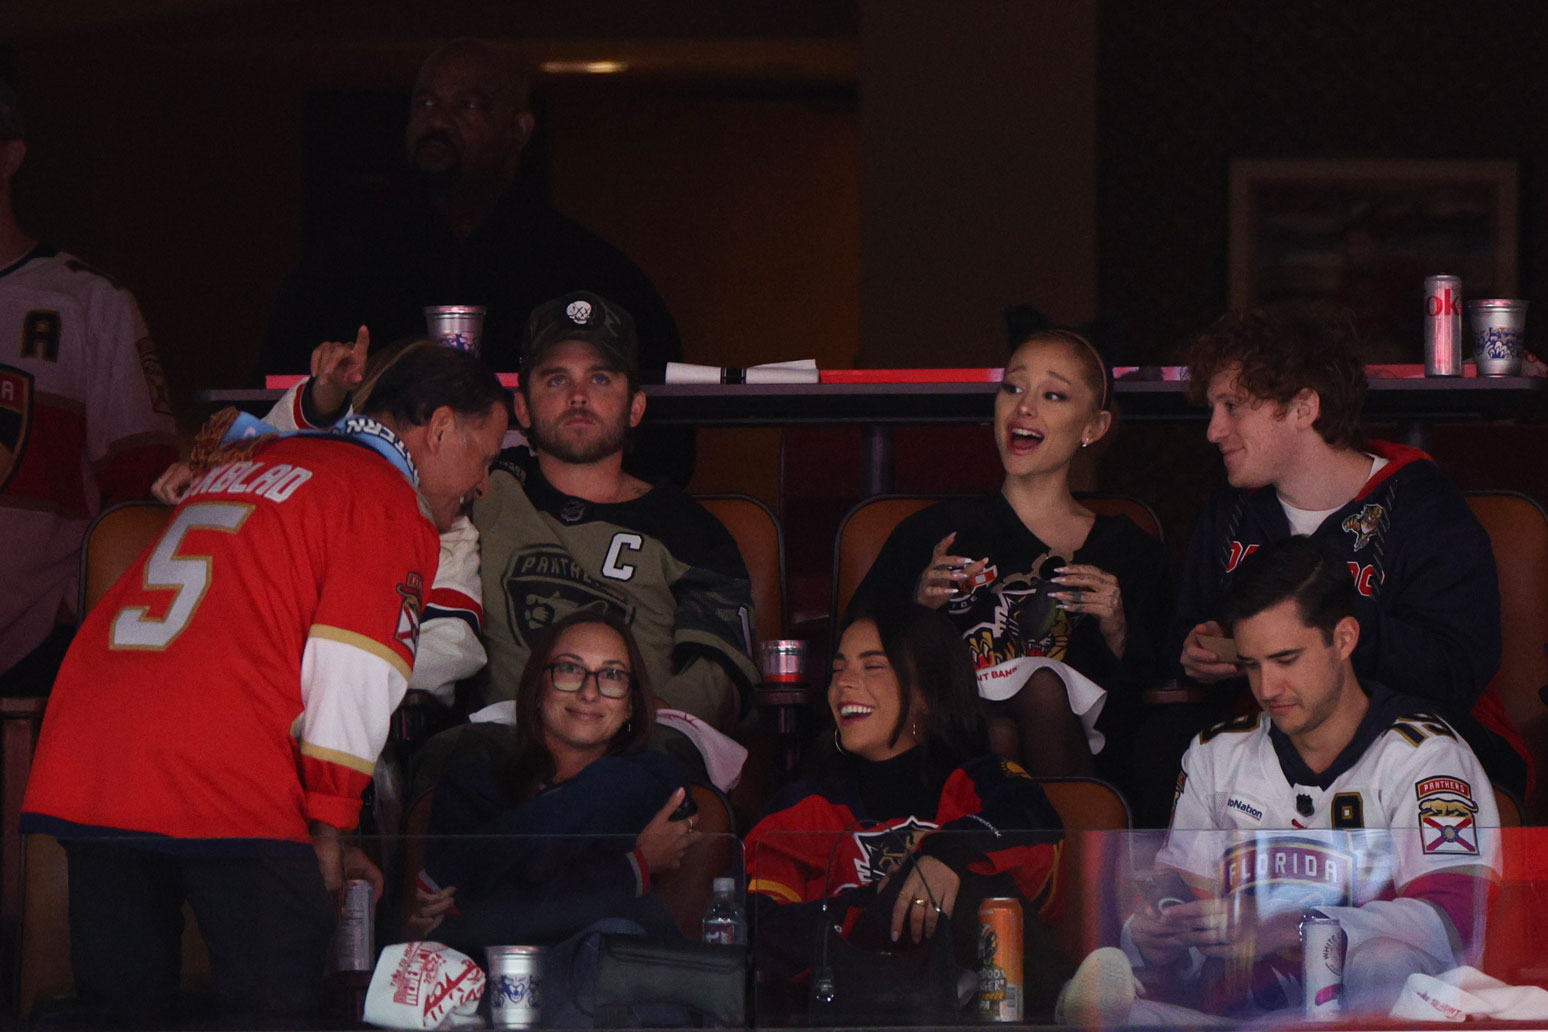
top-left (592, 934), bottom-right (747, 1028)
top-left (807, 905), bottom-right (960, 1026)
top-left (806, 846), bottom-right (964, 1026)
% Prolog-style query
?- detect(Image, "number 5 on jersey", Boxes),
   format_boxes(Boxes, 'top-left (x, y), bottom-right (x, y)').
top-left (110, 502), bottom-right (253, 650)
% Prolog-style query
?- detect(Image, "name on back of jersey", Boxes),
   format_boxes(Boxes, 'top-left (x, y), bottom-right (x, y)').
top-left (184, 459), bottom-right (313, 505)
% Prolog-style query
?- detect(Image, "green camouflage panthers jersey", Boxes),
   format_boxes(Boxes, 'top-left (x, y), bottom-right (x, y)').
top-left (471, 448), bottom-right (758, 731)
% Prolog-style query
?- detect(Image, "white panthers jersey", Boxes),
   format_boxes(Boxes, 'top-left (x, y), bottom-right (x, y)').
top-left (0, 246), bottom-right (176, 674)
top-left (1158, 686), bottom-right (1500, 980)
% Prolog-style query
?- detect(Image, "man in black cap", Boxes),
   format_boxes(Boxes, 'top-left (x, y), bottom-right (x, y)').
top-left (470, 290), bottom-right (757, 733)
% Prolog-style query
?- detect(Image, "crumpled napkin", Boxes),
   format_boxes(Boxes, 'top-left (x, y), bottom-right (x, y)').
top-left (1390, 965), bottom-right (1548, 1022)
top-left (365, 941), bottom-right (485, 1029)
top-left (665, 359), bottom-right (819, 384)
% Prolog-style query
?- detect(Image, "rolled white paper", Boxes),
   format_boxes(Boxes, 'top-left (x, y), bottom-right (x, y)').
top-left (665, 359), bottom-right (820, 384)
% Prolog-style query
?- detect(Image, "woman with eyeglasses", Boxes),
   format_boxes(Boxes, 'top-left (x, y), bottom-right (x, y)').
top-left (409, 610), bottom-right (697, 947)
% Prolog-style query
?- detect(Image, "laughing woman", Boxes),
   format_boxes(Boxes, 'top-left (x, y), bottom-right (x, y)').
top-left (745, 605), bottom-right (1065, 1021)
top-left (848, 329), bottom-right (1169, 779)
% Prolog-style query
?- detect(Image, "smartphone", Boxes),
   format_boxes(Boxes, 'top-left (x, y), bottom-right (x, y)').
top-left (668, 791), bottom-right (699, 822)
top-left (1197, 633), bottom-right (1239, 664)
top-left (1135, 869), bottom-right (1190, 913)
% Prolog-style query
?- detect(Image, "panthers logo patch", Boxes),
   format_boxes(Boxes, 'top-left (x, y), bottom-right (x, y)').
top-left (504, 545), bottom-right (636, 647)
top-left (1416, 776), bottom-right (1479, 855)
top-left (395, 571), bottom-right (425, 657)
top-left (850, 817), bottom-right (935, 887)
top-left (1340, 503), bottom-right (1385, 551)
top-left (0, 365), bottom-right (33, 491)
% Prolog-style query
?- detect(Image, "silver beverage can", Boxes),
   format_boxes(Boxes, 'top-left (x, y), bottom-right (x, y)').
top-left (759, 640), bottom-right (808, 684)
top-left (335, 878), bottom-right (375, 973)
top-left (486, 945), bottom-right (543, 1029)
top-left (1468, 299), bottom-right (1530, 377)
top-left (1424, 275), bottom-right (1464, 376)
top-left (424, 305), bottom-right (487, 355)
top-left (1301, 916), bottom-right (1346, 1018)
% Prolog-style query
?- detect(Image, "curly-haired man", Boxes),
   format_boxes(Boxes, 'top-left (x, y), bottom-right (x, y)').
top-left (1147, 302), bottom-right (1527, 822)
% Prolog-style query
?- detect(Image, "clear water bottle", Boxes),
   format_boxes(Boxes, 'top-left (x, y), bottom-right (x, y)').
top-left (701, 876), bottom-right (747, 945)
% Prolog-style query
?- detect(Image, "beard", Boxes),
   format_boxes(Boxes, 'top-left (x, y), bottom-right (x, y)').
top-left (409, 130), bottom-right (464, 195)
top-left (526, 410), bottom-right (630, 466)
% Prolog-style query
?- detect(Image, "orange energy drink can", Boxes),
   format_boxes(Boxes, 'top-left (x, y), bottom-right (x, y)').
top-left (975, 898), bottom-right (1023, 1022)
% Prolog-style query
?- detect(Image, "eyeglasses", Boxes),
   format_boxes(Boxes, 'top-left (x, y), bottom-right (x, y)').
top-left (545, 661), bottom-right (633, 699)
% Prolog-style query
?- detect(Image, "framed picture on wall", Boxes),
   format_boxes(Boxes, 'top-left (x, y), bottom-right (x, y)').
top-left (1228, 158), bottom-right (1518, 360)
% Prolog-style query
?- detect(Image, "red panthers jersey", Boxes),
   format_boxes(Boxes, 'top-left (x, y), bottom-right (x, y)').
top-left (23, 431), bottom-right (438, 844)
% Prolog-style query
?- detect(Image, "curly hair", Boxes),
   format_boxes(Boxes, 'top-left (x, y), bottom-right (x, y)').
top-left (1186, 301), bottom-right (1368, 450)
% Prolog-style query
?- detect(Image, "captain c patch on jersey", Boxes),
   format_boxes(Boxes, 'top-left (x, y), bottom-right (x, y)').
top-left (1416, 776), bottom-right (1478, 856)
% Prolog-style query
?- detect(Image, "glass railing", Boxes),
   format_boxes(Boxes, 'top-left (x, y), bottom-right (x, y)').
top-left (748, 825), bottom-right (1540, 1028)
top-left (19, 826), bottom-right (1548, 1028)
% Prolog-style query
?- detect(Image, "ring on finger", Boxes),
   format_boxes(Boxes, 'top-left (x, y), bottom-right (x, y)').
top-left (911, 897), bottom-right (927, 908)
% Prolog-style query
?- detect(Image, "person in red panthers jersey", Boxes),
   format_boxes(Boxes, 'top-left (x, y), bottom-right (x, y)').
top-left (23, 343), bottom-right (507, 1028)
top-left (0, 80), bottom-right (177, 694)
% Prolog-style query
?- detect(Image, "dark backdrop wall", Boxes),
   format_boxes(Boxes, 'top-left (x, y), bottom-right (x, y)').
top-left (1099, 0), bottom-right (1547, 364)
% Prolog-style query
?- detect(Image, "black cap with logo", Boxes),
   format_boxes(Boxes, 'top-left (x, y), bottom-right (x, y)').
top-left (521, 291), bottom-right (639, 375)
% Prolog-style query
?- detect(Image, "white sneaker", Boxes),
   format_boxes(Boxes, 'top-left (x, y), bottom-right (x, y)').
top-left (1056, 947), bottom-right (1139, 1027)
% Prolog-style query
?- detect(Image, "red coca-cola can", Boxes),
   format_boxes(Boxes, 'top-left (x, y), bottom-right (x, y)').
top-left (1424, 274), bottom-right (1464, 376)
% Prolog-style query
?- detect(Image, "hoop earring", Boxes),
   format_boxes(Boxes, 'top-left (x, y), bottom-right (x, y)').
top-left (833, 727), bottom-right (847, 754)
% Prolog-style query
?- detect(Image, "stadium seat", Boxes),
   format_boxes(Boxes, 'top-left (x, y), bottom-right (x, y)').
top-left (695, 495), bottom-right (798, 819)
top-left (831, 493), bottom-right (1162, 627)
top-left (79, 501), bottom-right (174, 614)
top-left (1035, 777), bottom-right (1132, 960)
top-left (1, 696), bottom-right (45, 1006)
top-left (656, 784), bottom-right (739, 939)
top-left (1464, 491), bottom-right (1548, 822)
top-left (694, 494), bottom-right (786, 647)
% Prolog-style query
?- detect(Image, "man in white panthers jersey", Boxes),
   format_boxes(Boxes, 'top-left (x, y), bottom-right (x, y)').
top-left (1126, 536), bottom-right (1499, 1019)
top-left (0, 81), bottom-right (177, 692)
